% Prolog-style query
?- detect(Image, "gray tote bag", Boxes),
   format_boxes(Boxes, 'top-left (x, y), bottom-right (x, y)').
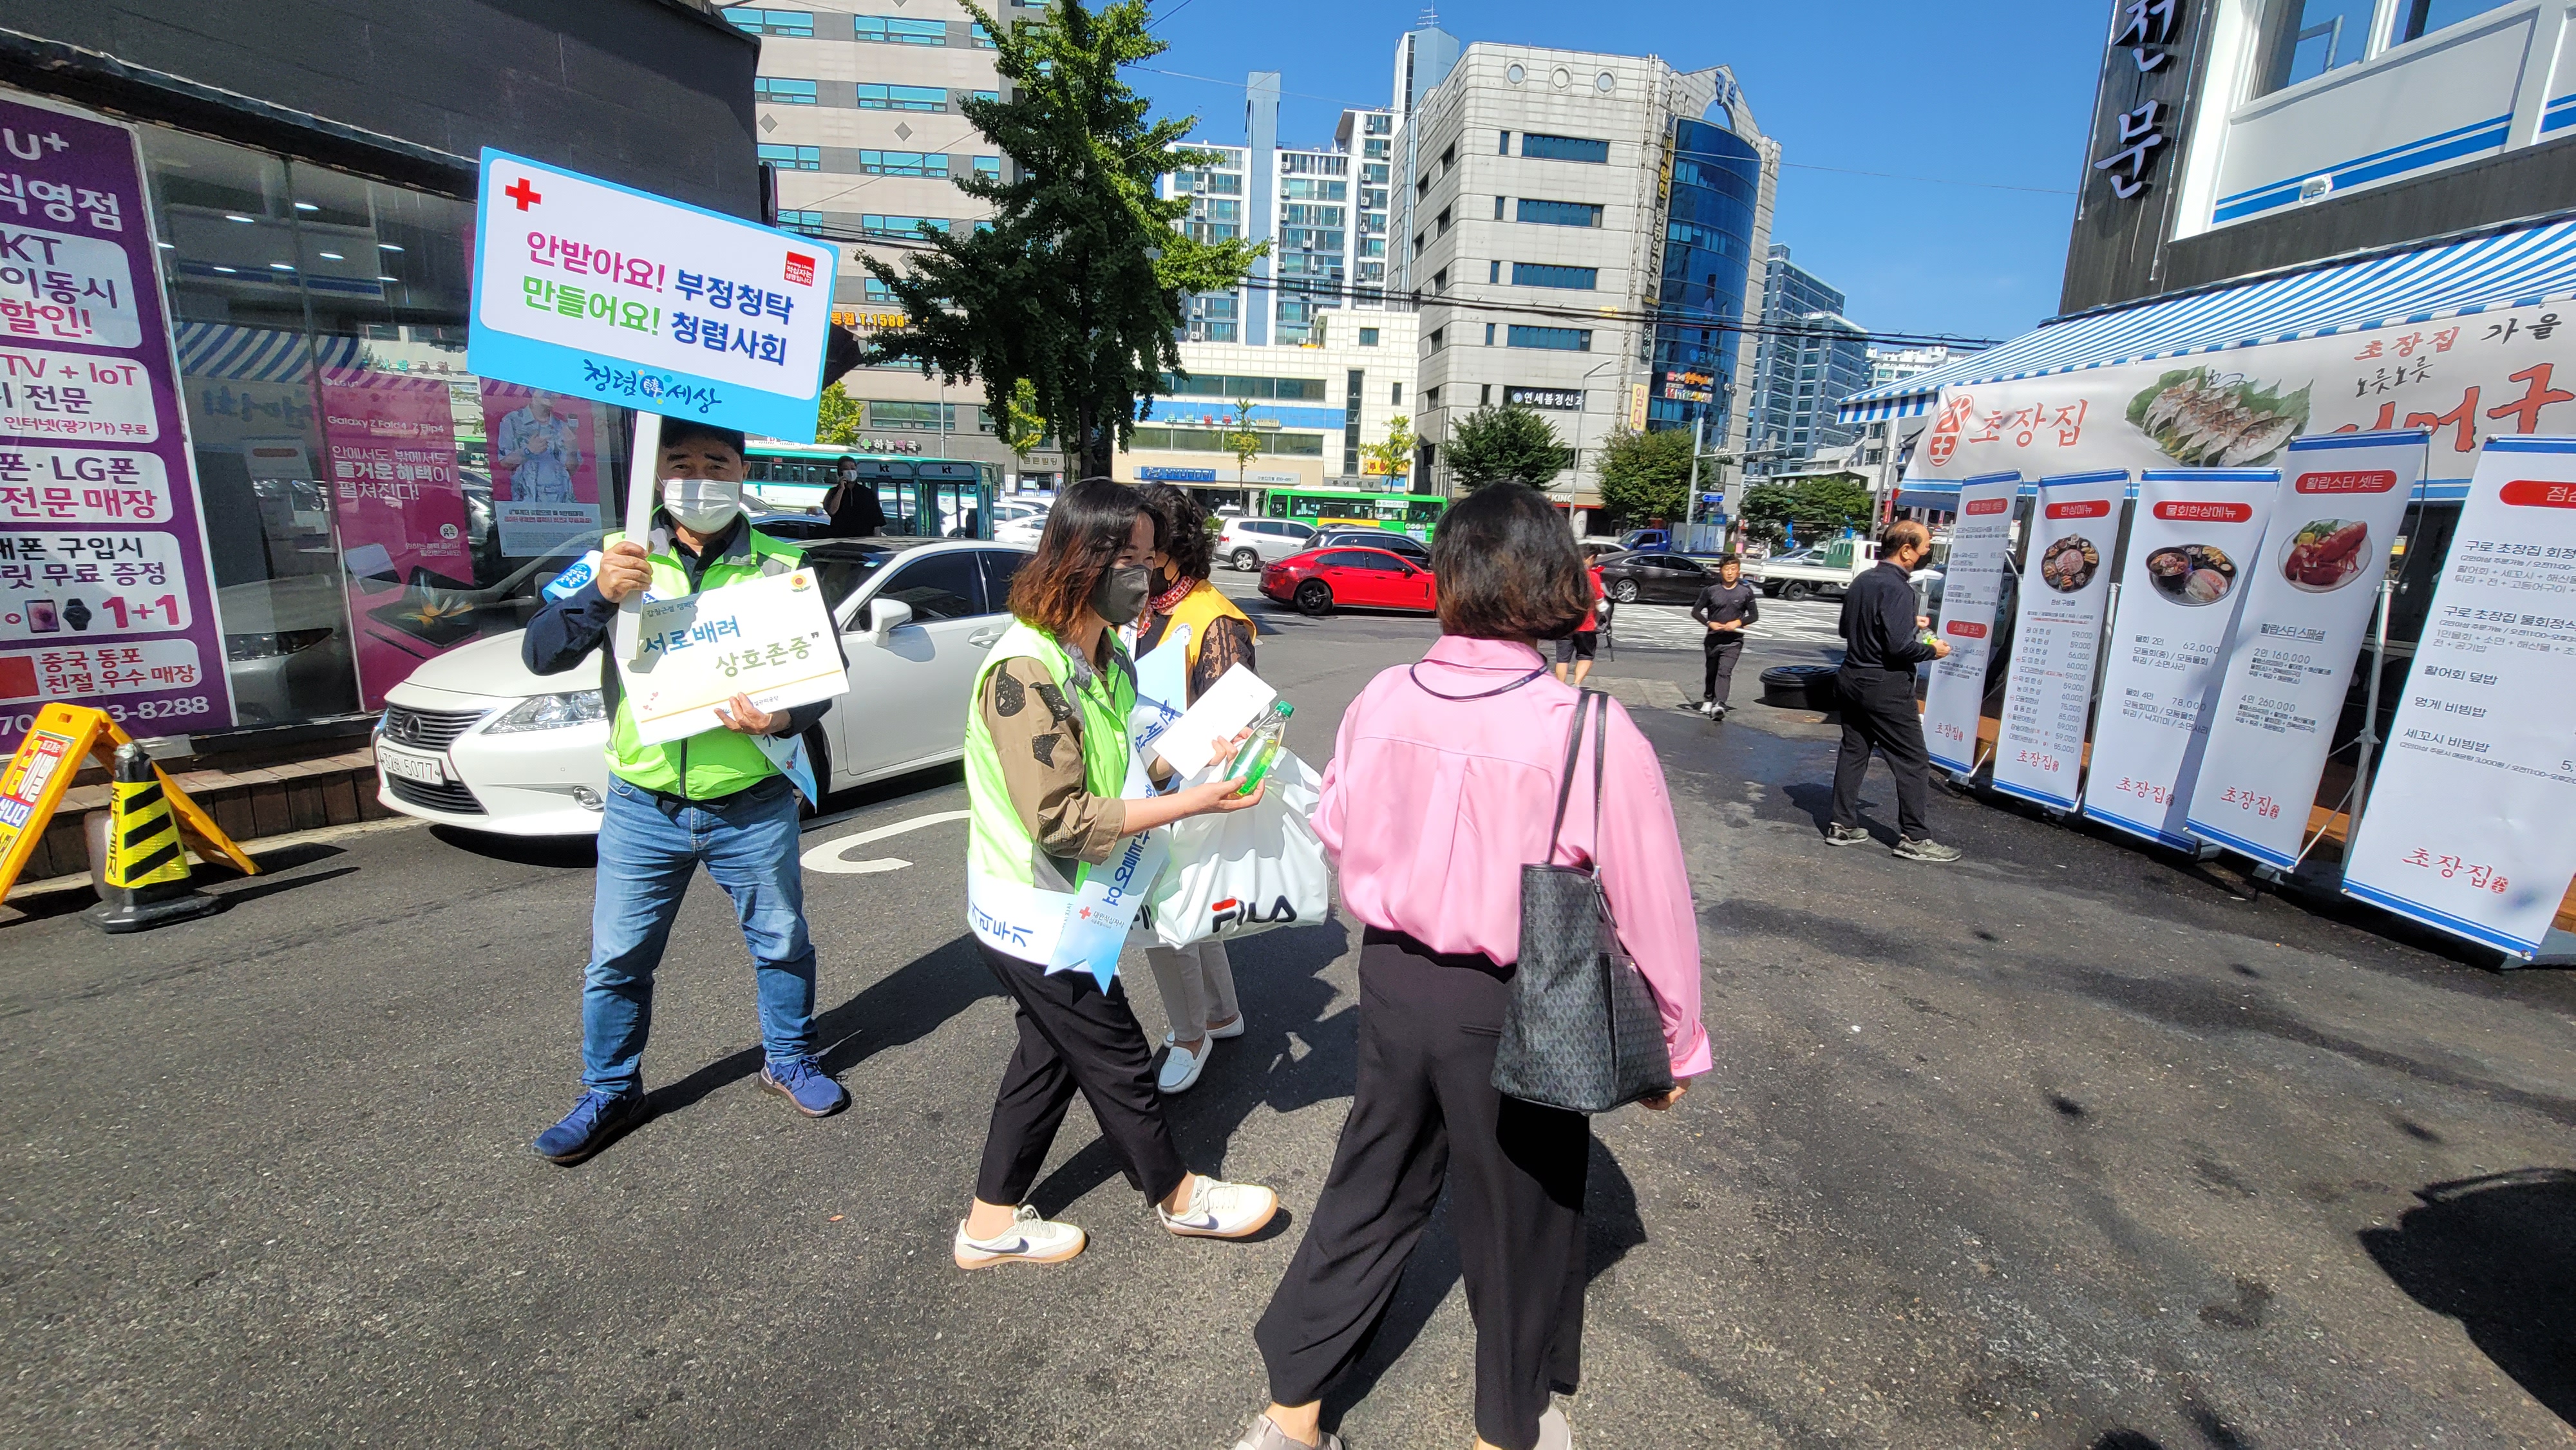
top-left (1490, 690), bottom-right (1677, 1114)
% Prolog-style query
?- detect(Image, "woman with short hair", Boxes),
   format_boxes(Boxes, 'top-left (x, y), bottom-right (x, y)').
top-left (1132, 482), bottom-right (1258, 1093)
top-left (1231, 484), bottom-right (1709, 1450)
top-left (953, 479), bottom-right (1279, 1269)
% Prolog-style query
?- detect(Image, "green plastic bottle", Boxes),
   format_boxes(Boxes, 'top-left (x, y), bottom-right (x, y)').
top-left (1227, 700), bottom-right (1295, 796)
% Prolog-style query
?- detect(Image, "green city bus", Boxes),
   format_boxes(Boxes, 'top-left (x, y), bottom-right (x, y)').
top-left (1259, 485), bottom-right (1446, 538)
top-left (742, 440), bottom-right (999, 539)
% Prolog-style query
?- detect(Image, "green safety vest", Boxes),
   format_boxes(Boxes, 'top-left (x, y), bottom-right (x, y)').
top-left (962, 619), bottom-right (1137, 963)
top-left (600, 522), bottom-right (806, 799)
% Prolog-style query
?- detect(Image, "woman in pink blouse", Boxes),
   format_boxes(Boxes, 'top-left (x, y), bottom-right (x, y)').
top-left (1231, 485), bottom-right (1708, 1450)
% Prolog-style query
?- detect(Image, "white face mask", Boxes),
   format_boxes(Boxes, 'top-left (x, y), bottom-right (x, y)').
top-left (661, 476), bottom-right (743, 532)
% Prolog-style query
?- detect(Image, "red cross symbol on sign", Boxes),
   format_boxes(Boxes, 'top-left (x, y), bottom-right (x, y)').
top-left (504, 177), bottom-right (542, 211)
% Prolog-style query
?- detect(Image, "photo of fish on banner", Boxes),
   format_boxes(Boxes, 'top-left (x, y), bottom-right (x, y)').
top-left (2128, 366), bottom-right (2311, 467)
top-left (1124, 625), bottom-right (1330, 952)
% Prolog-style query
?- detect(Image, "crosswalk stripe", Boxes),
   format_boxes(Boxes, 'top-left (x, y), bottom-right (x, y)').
top-left (1607, 599), bottom-right (1844, 649)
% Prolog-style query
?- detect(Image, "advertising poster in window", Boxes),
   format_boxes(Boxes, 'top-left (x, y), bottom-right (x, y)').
top-left (1991, 470), bottom-right (2128, 811)
top-left (2344, 437), bottom-right (2576, 958)
top-left (2078, 469), bottom-right (2280, 848)
top-left (317, 367), bottom-right (468, 710)
top-left (478, 379), bottom-right (602, 556)
top-left (1921, 471), bottom-right (2021, 775)
top-left (0, 93), bottom-right (233, 751)
top-left (2185, 431), bottom-right (2429, 867)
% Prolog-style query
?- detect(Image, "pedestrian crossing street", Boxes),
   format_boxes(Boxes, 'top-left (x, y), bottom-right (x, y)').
top-left (1607, 596), bottom-right (1844, 650)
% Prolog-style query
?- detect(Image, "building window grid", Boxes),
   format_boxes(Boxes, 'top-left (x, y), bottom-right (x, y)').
top-left (1514, 198), bottom-right (1603, 227)
top-left (755, 77), bottom-right (819, 105)
top-left (758, 144), bottom-right (822, 171)
top-left (728, 8), bottom-right (815, 36)
top-left (858, 150), bottom-right (948, 178)
top-left (855, 84), bottom-right (951, 111)
top-left (855, 15), bottom-right (951, 44)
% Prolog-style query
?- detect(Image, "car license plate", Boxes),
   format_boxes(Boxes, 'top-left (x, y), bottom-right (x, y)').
top-left (377, 745), bottom-right (447, 786)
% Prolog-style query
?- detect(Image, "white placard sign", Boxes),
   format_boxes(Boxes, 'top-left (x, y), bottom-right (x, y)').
top-left (2185, 430), bottom-right (2429, 865)
top-left (1991, 469), bottom-right (2128, 811)
top-left (2344, 437), bottom-right (2576, 957)
top-left (621, 567), bottom-right (848, 747)
top-left (1922, 471), bottom-right (2021, 774)
top-left (2078, 468), bottom-right (2280, 847)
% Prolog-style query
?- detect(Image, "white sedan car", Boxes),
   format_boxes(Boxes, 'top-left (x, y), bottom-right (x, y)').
top-left (374, 538), bottom-right (1030, 835)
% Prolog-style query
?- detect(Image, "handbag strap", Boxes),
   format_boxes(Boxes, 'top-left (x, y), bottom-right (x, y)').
top-left (1544, 689), bottom-right (1604, 858)
top-left (1408, 662), bottom-right (1549, 701)
top-left (1588, 686), bottom-right (1608, 851)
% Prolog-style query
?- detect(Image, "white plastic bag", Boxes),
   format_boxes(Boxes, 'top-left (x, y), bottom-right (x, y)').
top-left (1144, 748), bottom-right (1331, 948)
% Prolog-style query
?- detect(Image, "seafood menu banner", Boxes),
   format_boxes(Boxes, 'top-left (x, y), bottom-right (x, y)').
top-left (2344, 436), bottom-right (2576, 957)
top-left (1906, 303), bottom-right (2575, 486)
top-left (1922, 472), bottom-right (2022, 775)
top-left (2186, 431), bottom-right (2430, 867)
top-left (2079, 469), bottom-right (2280, 849)
top-left (1992, 471), bottom-right (2128, 811)
top-left (0, 94), bottom-right (234, 751)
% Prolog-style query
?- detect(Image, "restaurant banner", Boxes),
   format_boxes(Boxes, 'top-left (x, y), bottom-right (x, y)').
top-left (1906, 304), bottom-right (2573, 488)
top-left (317, 368), bottom-right (468, 711)
top-left (479, 379), bottom-right (603, 557)
top-left (1923, 471), bottom-right (2022, 775)
top-left (2185, 431), bottom-right (2429, 866)
top-left (1991, 470), bottom-right (2127, 811)
top-left (2344, 437), bottom-right (2576, 957)
top-left (2078, 468), bottom-right (2280, 848)
top-left (0, 93), bottom-right (232, 751)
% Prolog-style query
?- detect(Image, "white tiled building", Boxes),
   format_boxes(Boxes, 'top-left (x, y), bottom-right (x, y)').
top-left (1113, 314), bottom-right (1419, 496)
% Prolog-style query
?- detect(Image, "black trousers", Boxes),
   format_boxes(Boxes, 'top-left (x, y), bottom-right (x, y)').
top-left (973, 941), bottom-right (1188, 1208)
top-left (1255, 929), bottom-right (1590, 1450)
top-left (1701, 634), bottom-right (1745, 707)
top-left (1831, 664), bottom-right (1931, 840)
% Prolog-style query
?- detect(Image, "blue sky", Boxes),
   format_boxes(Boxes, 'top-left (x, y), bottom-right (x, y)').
top-left (1135, 0), bottom-right (2106, 344)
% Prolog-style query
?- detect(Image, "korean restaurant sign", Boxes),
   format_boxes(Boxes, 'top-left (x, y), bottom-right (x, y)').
top-left (0, 93), bottom-right (234, 751)
top-left (2344, 437), bottom-right (2576, 958)
top-left (1905, 305), bottom-right (2574, 487)
top-left (467, 149), bottom-right (840, 442)
top-left (2186, 431), bottom-right (2429, 868)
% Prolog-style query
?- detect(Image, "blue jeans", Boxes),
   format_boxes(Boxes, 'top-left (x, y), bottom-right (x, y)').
top-left (582, 775), bottom-right (815, 1093)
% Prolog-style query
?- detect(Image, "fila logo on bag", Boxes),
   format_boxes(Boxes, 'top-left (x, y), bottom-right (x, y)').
top-left (1208, 896), bottom-right (1297, 933)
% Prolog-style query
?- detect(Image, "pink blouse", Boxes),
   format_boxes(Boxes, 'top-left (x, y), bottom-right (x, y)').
top-left (1313, 636), bottom-right (1712, 1077)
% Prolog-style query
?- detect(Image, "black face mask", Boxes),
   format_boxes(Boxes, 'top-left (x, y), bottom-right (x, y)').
top-left (1090, 564), bottom-right (1151, 624)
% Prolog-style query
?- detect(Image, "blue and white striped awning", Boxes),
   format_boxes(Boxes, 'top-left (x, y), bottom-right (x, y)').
top-left (175, 323), bottom-right (367, 383)
top-left (1839, 216), bottom-right (2576, 424)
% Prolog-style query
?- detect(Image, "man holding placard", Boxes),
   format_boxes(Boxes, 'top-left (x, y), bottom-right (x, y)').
top-left (522, 417), bottom-right (849, 1165)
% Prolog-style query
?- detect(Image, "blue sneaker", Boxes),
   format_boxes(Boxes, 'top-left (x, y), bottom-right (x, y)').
top-left (531, 1087), bottom-right (648, 1164)
top-left (761, 1055), bottom-right (848, 1117)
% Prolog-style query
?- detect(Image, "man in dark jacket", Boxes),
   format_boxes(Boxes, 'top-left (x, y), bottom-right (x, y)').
top-left (822, 457), bottom-right (887, 537)
top-left (1689, 554), bottom-right (1759, 720)
top-left (1827, 522), bottom-right (1960, 862)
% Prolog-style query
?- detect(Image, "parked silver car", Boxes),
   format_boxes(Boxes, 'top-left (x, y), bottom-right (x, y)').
top-left (1217, 517), bottom-right (1318, 571)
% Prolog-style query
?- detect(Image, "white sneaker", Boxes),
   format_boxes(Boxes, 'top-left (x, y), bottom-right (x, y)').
top-left (1157, 1174), bottom-right (1278, 1239)
top-left (1230, 1413), bottom-right (1343, 1450)
top-left (1159, 1035), bottom-right (1211, 1093)
top-left (1206, 1012), bottom-right (1246, 1040)
top-left (952, 1203), bottom-right (1086, 1270)
top-left (1539, 1401), bottom-right (1573, 1450)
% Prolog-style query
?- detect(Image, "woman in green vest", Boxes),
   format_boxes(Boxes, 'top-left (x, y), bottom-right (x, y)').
top-left (954, 478), bottom-right (1279, 1269)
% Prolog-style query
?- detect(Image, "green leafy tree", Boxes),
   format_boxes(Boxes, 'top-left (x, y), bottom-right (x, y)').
top-left (815, 381), bottom-right (863, 446)
top-left (858, 0), bottom-right (1264, 478)
top-left (1444, 402), bottom-right (1564, 489)
top-left (999, 376), bottom-right (1050, 462)
top-left (1222, 399), bottom-right (1262, 487)
top-left (1741, 475), bottom-right (1873, 545)
top-left (1595, 427), bottom-right (1694, 529)
top-left (1361, 413), bottom-right (1416, 482)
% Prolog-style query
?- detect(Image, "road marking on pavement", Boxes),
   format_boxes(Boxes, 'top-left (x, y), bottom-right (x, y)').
top-left (1613, 599), bottom-right (1844, 648)
top-left (802, 809), bottom-right (971, 875)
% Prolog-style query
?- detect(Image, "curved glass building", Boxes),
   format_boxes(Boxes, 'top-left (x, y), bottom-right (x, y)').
top-left (1651, 118), bottom-right (1763, 438)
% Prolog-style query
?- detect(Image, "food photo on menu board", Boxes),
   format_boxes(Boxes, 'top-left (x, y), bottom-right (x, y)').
top-left (2278, 516), bottom-right (2374, 592)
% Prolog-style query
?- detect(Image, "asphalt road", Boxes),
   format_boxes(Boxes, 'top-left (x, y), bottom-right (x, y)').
top-left (10, 576), bottom-right (2576, 1449)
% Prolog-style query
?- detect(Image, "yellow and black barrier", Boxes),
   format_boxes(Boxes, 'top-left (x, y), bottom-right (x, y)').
top-left (86, 740), bottom-right (220, 932)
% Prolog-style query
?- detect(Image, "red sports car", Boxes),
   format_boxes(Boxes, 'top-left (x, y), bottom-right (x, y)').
top-left (1260, 546), bottom-right (1438, 617)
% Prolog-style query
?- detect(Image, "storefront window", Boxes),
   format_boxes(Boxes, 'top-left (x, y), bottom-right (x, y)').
top-left (136, 124), bottom-right (631, 729)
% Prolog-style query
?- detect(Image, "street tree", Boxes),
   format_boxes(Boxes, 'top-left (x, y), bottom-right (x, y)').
top-left (1596, 427), bottom-right (1694, 527)
top-left (1741, 475), bottom-right (1873, 545)
top-left (1444, 402), bottom-right (1564, 489)
top-left (1362, 413), bottom-right (1416, 483)
top-left (999, 377), bottom-right (1050, 465)
top-left (1222, 399), bottom-right (1262, 488)
top-left (857, 0), bottom-right (1264, 478)
top-left (815, 381), bottom-right (862, 446)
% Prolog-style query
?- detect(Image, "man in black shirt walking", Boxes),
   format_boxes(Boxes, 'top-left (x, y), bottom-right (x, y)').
top-left (1828, 522), bottom-right (1962, 862)
top-left (1689, 554), bottom-right (1760, 720)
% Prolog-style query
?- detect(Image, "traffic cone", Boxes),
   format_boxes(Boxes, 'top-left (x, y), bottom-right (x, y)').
top-left (84, 741), bottom-right (220, 933)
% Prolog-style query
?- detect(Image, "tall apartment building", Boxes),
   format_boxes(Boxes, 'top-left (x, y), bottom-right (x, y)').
top-left (1164, 80), bottom-right (1401, 346)
top-left (1399, 43), bottom-right (1779, 523)
top-left (731, 1), bottom-right (1065, 481)
top-left (1743, 245), bottom-right (1870, 477)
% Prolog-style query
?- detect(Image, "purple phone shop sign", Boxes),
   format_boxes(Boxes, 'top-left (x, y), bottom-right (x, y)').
top-left (0, 92), bottom-right (234, 750)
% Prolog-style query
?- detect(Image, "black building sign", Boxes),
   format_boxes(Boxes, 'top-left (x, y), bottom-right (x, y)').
top-left (2094, 0), bottom-right (2181, 200)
